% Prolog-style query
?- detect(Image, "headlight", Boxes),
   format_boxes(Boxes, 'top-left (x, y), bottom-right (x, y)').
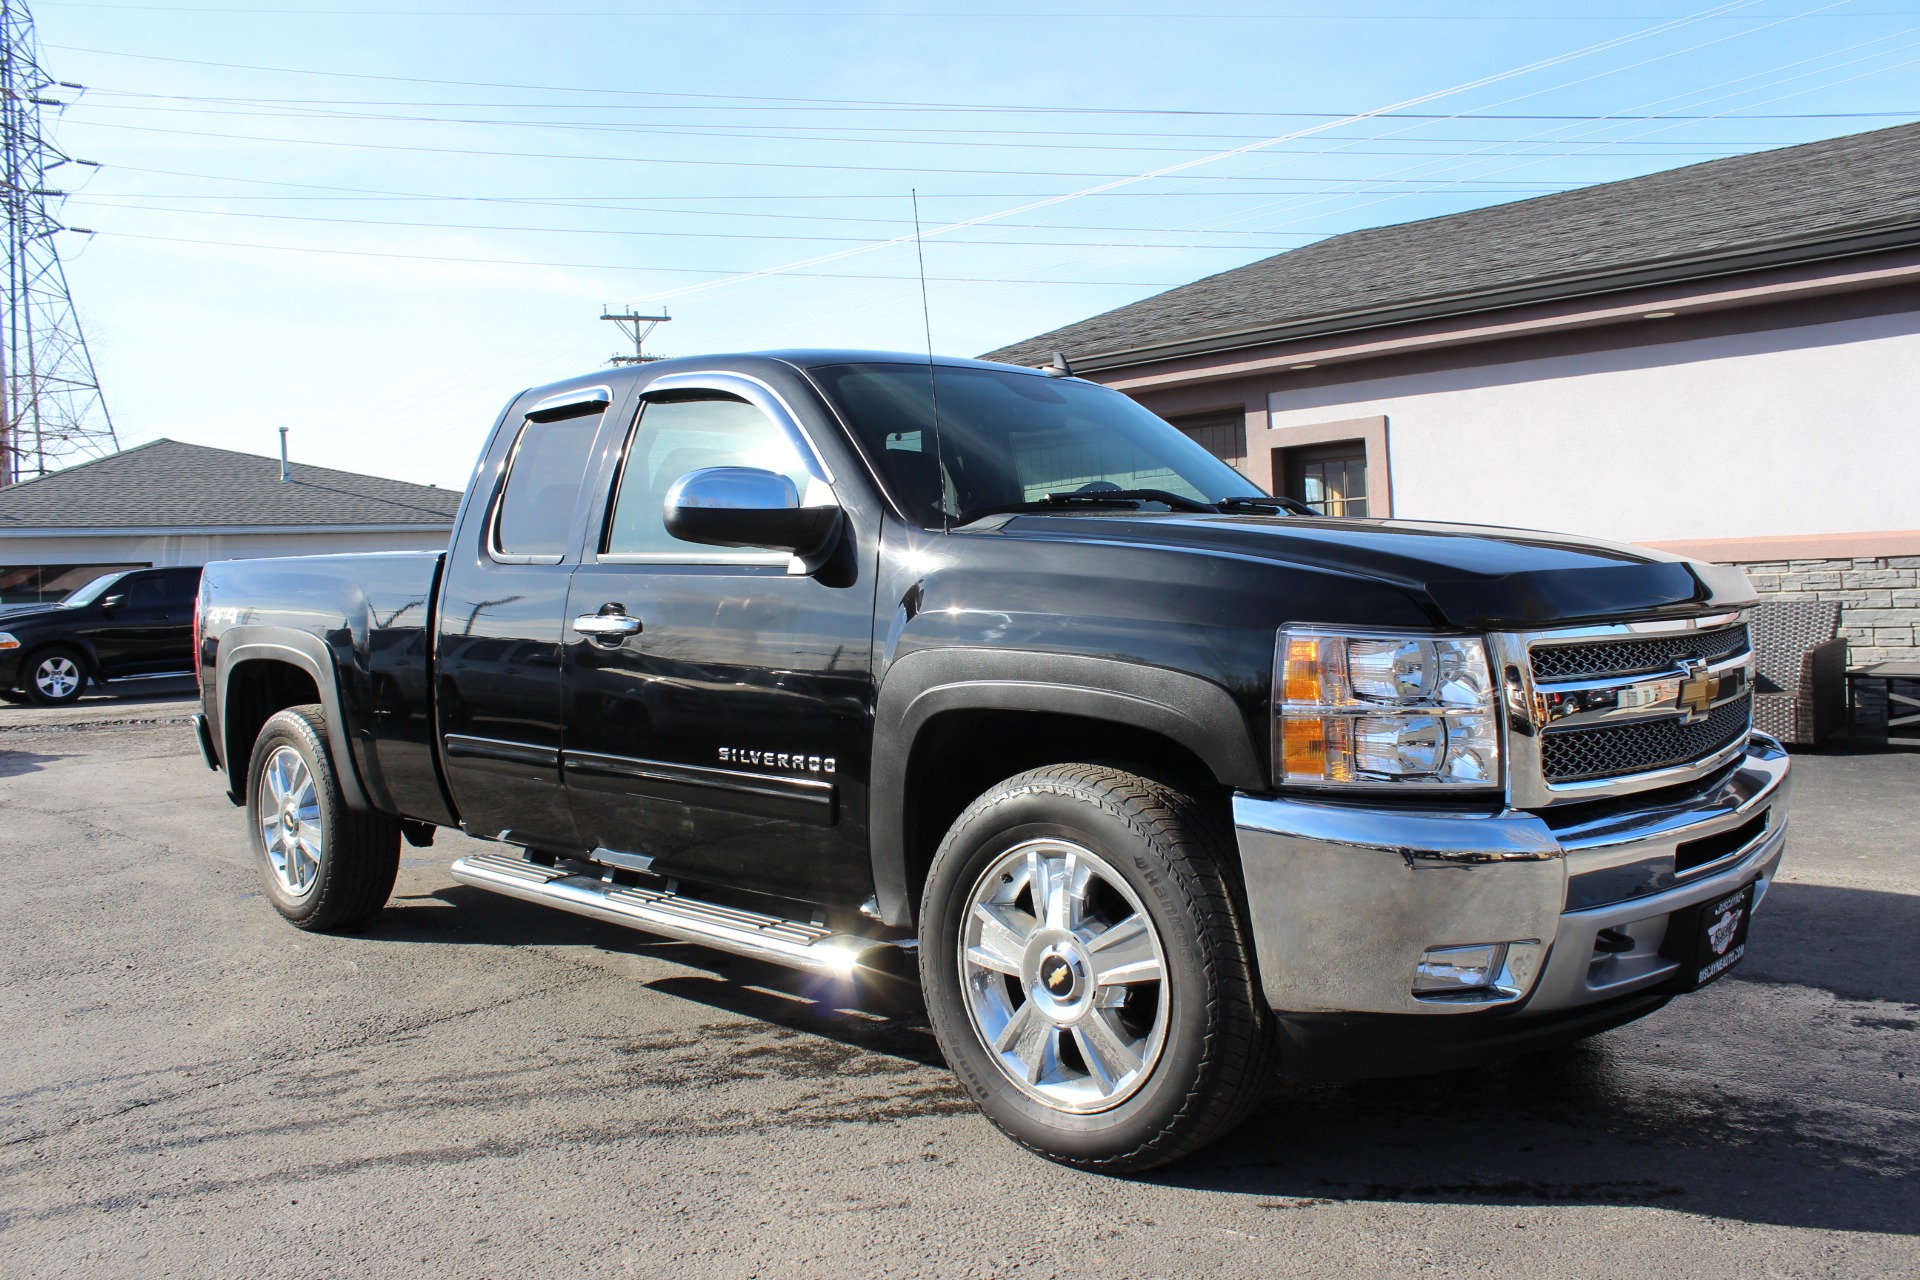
top-left (1276, 629), bottom-right (1500, 789)
top-left (0, 632), bottom-right (18, 650)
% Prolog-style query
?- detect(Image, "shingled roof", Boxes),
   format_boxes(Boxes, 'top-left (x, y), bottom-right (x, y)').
top-left (0, 439), bottom-right (462, 530)
top-left (982, 121), bottom-right (1920, 371)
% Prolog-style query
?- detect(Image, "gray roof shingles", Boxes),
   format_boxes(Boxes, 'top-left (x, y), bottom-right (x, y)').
top-left (0, 439), bottom-right (462, 531)
top-left (982, 121), bottom-right (1920, 369)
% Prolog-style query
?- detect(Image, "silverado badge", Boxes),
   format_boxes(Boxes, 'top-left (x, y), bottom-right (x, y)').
top-left (717, 746), bottom-right (836, 775)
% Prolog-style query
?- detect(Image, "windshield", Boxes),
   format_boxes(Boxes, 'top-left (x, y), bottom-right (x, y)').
top-left (810, 362), bottom-right (1266, 527)
top-left (59, 572), bottom-right (129, 608)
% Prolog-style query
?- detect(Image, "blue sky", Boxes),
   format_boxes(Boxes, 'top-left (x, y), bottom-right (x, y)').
top-left (33, 0), bottom-right (1920, 488)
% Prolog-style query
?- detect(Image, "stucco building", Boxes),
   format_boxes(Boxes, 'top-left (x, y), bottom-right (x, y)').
top-left (985, 123), bottom-right (1920, 665)
top-left (0, 439), bottom-right (460, 605)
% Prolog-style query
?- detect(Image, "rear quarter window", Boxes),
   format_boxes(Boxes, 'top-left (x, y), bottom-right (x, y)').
top-left (491, 416), bottom-right (602, 562)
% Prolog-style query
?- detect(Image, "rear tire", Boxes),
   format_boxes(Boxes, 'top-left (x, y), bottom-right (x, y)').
top-left (21, 646), bottom-right (87, 706)
top-left (246, 704), bottom-right (400, 931)
top-left (919, 764), bottom-right (1274, 1172)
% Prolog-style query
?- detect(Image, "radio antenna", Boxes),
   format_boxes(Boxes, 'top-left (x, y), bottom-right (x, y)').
top-left (910, 188), bottom-right (950, 533)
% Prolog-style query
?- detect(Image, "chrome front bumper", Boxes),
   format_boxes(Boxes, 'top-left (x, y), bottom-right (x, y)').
top-left (1232, 735), bottom-right (1791, 1018)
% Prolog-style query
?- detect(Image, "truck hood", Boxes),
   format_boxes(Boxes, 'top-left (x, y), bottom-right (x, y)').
top-left (995, 511), bottom-right (1754, 629)
top-left (0, 604), bottom-right (63, 626)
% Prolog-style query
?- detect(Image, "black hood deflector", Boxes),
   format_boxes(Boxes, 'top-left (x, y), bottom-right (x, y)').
top-left (1422, 560), bottom-right (1708, 629)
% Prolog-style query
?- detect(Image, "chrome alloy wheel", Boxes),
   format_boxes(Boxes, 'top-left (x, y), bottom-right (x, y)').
top-left (258, 744), bottom-right (323, 897)
top-left (959, 838), bottom-right (1170, 1113)
top-left (33, 655), bottom-right (80, 700)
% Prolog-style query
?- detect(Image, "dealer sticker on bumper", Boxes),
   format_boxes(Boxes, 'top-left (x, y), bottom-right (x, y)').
top-left (1692, 883), bottom-right (1754, 987)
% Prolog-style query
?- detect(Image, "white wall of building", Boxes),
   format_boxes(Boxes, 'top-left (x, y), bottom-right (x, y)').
top-left (0, 526), bottom-right (451, 570)
top-left (1266, 309), bottom-right (1920, 545)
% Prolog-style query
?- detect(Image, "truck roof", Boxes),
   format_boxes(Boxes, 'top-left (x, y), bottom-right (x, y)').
top-left (511, 348), bottom-right (1054, 407)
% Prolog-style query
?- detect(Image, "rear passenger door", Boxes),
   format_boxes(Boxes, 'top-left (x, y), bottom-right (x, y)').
top-left (560, 378), bottom-right (876, 906)
top-left (435, 386), bottom-right (610, 852)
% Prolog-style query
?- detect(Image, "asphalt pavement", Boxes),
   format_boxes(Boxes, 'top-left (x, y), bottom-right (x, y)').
top-left (1, 702), bottom-right (1914, 1278)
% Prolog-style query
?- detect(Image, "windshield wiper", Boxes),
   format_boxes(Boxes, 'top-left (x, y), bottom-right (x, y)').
top-left (1048, 488), bottom-right (1219, 513)
top-left (955, 488), bottom-right (1220, 524)
top-left (954, 488), bottom-right (1315, 526)
top-left (1216, 494), bottom-right (1317, 516)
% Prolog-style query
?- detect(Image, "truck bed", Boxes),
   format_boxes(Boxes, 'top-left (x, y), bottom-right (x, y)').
top-left (200, 550), bottom-right (452, 827)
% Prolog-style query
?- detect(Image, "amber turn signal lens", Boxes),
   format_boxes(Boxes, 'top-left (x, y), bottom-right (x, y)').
top-left (1282, 716), bottom-right (1326, 781)
top-left (1283, 637), bottom-right (1325, 703)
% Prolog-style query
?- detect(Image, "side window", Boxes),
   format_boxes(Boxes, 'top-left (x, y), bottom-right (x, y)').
top-left (603, 395), bottom-right (816, 561)
top-left (160, 569), bottom-right (201, 611)
top-left (491, 413), bottom-right (603, 562)
top-left (124, 574), bottom-right (168, 610)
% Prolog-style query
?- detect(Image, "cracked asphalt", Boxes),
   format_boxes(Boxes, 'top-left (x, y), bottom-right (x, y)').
top-left (1, 708), bottom-right (1915, 1278)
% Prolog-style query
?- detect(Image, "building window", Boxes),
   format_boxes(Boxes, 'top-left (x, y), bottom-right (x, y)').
top-left (1282, 441), bottom-right (1368, 516)
top-left (1166, 410), bottom-right (1246, 469)
top-left (0, 563), bottom-right (148, 606)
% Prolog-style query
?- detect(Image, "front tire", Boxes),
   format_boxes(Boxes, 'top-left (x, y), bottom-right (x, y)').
top-left (919, 764), bottom-right (1274, 1172)
top-left (246, 704), bottom-right (400, 931)
top-left (22, 646), bottom-right (87, 706)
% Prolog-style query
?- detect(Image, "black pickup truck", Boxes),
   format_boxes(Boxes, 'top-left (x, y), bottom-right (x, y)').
top-left (194, 351), bottom-right (1789, 1171)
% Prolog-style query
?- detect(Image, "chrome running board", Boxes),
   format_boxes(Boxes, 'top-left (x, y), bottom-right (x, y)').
top-left (449, 852), bottom-right (895, 977)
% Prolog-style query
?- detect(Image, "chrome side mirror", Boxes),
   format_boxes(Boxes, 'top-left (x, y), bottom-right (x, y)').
top-left (663, 467), bottom-right (843, 569)
top-left (99, 593), bottom-right (126, 612)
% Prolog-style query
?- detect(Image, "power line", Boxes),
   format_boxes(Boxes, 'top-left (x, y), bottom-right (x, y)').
top-left (48, 36), bottom-right (1920, 117)
top-left (914, 0), bottom-right (1882, 312)
top-left (58, 100), bottom-right (1791, 158)
top-left (0, 0), bottom-right (116, 485)
top-left (78, 88), bottom-right (1900, 139)
top-left (617, 0), bottom-right (1776, 307)
top-left (98, 229), bottom-right (1185, 283)
top-left (94, 162), bottom-right (1583, 198)
top-left (74, 86), bottom-right (1920, 123)
top-left (76, 191), bottom-right (1373, 234)
top-left (697, 0), bottom-right (1866, 343)
top-left (66, 118), bottom-right (1661, 183)
top-left (68, 200), bottom-right (1336, 249)
top-left (35, 3), bottom-right (1920, 18)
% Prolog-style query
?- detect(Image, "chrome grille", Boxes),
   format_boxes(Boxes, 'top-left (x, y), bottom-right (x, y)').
top-left (1530, 624), bottom-right (1750, 682)
top-left (1540, 694), bottom-right (1752, 783)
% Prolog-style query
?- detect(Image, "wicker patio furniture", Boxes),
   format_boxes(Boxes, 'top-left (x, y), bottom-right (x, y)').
top-left (1750, 600), bottom-right (1847, 746)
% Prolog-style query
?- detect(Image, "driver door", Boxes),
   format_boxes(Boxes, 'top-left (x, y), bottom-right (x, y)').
top-left (561, 385), bottom-right (876, 907)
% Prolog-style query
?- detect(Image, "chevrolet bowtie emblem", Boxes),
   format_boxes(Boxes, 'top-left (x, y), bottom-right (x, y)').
top-left (1676, 659), bottom-right (1716, 723)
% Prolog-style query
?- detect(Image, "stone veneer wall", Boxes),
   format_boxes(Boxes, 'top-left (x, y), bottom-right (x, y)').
top-left (1731, 556), bottom-right (1920, 666)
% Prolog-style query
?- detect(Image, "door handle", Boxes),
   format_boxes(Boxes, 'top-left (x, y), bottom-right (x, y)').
top-left (572, 609), bottom-right (642, 639)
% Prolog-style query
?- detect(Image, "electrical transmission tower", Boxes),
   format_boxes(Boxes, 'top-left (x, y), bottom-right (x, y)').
top-left (601, 307), bottom-right (671, 365)
top-left (0, 0), bottom-right (115, 487)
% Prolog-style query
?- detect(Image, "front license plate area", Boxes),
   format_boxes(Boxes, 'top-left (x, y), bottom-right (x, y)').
top-left (1661, 881), bottom-right (1756, 991)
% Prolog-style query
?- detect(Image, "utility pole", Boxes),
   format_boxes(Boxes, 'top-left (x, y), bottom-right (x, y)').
top-left (0, 0), bottom-right (115, 487)
top-left (601, 307), bottom-right (670, 366)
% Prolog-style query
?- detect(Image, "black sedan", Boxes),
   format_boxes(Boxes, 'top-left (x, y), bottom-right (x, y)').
top-left (0, 566), bottom-right (202, 706)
